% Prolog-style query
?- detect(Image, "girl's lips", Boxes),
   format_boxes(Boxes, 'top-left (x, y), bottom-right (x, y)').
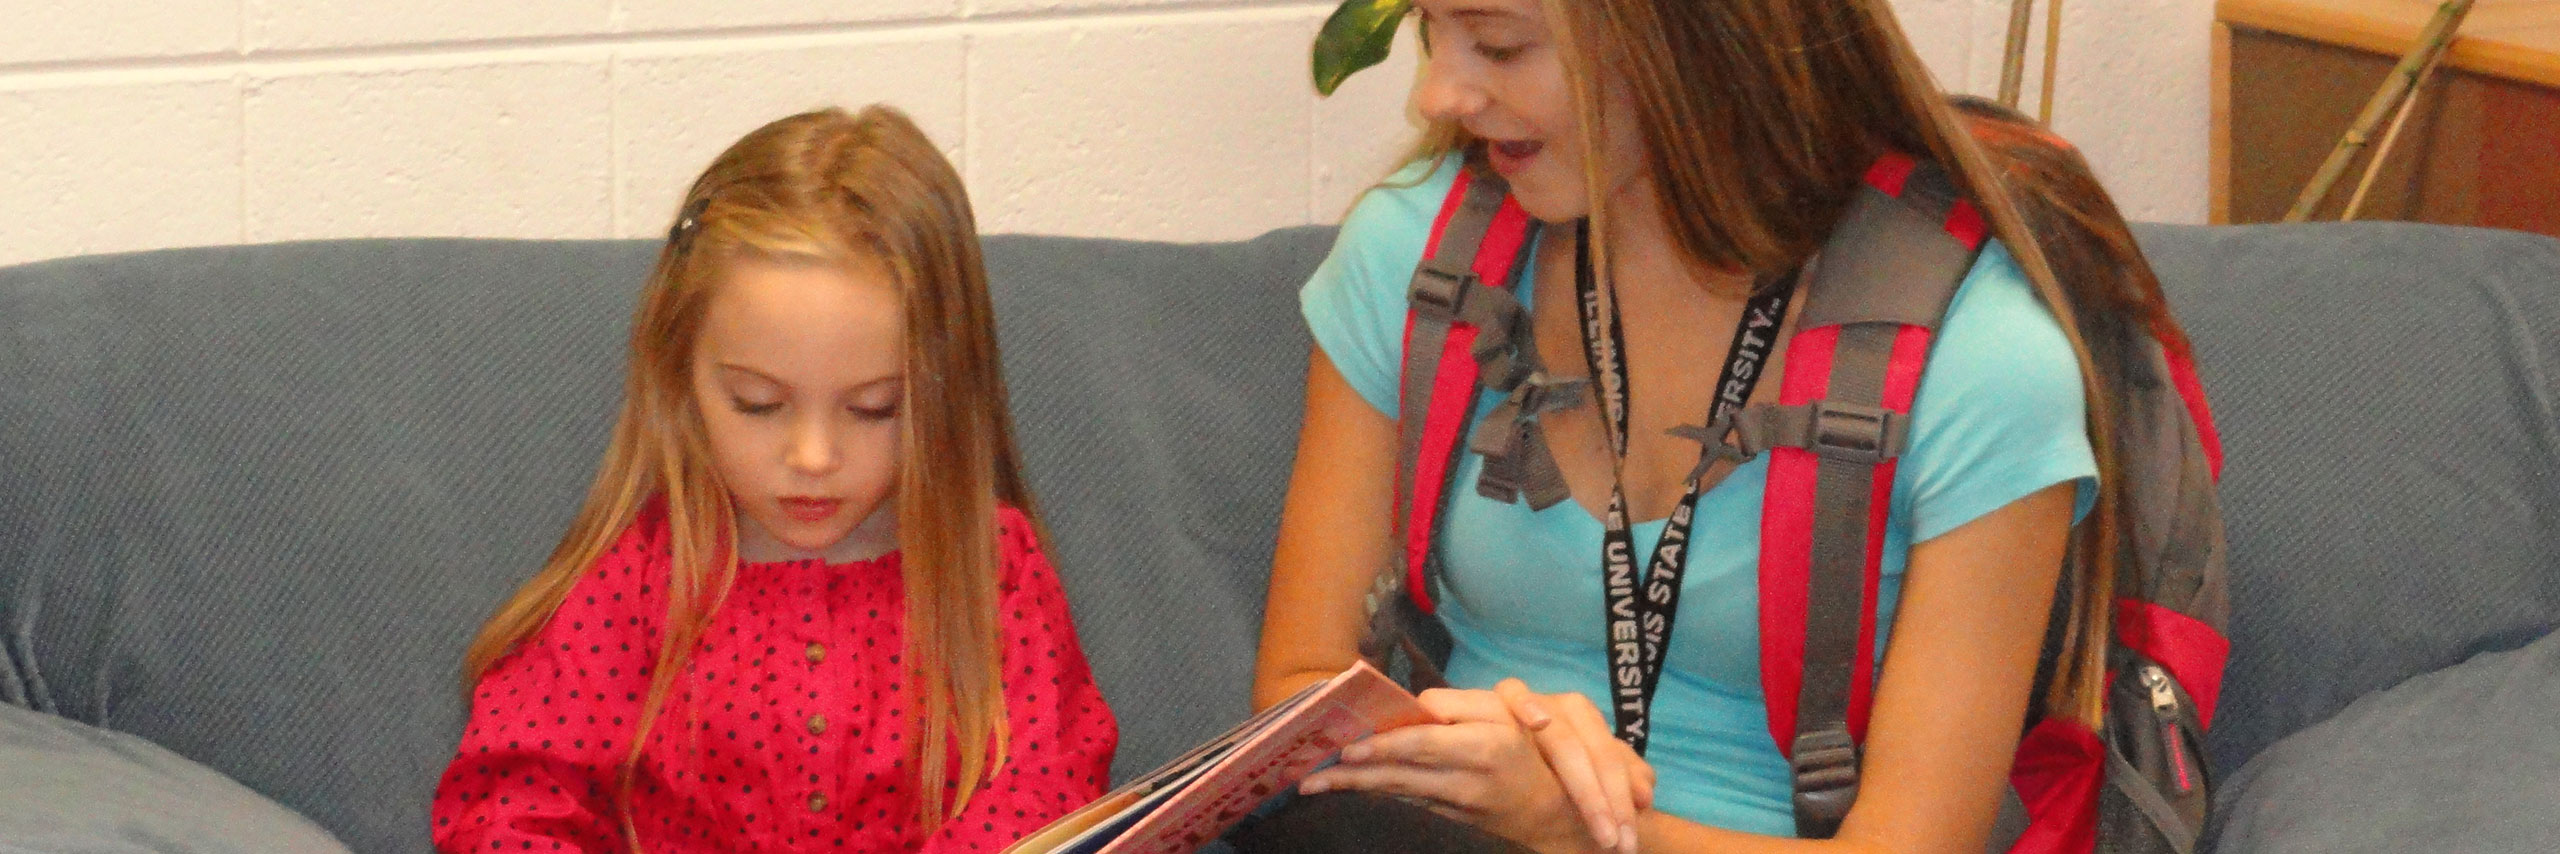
top-left (1487, 139), bottom-right (1543, 176)
top-left (779, 497), bottom-right (842, 522)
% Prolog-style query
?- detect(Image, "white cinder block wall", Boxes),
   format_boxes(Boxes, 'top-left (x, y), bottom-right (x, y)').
top-left (0, 0), bottom-right (2209, 267)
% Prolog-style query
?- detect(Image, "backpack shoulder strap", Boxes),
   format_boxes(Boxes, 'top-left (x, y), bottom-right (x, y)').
top-left (1358, 167), bottom-right (1536, 686)
top-left (1755, 153), bottom-right (1988, 838)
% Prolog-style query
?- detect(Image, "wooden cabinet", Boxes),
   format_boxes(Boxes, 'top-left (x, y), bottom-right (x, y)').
top-left (2213, 0), bottom-right (2560, 236)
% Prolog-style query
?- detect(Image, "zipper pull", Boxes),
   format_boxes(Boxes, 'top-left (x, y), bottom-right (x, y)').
top-left (2140, 663), bottom-right (2196, 793)
top-left (2140, 663), bottom-right (2179, 717)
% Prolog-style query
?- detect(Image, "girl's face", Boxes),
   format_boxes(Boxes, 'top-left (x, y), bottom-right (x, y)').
top-left (690, 254), bottom-right (905, 564)
top-left (1411, 0), bottom-right (1645, 223)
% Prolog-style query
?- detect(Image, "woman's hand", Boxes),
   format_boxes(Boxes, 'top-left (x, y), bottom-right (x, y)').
top-left (1299, 687), bottom-right (1645, 854)
top-left (1494, 680), bottom-right (1654, 845)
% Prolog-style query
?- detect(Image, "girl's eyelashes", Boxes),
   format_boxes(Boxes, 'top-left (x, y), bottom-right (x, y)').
top-left (1476, 42), bottom-right (1528, 62)
top-left (732, 400), bottom-right (898, 420)
top-left (726, 394), bottom-right (897, 419)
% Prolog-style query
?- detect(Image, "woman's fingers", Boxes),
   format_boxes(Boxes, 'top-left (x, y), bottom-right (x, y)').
top-left (1305, 725), bottom-right (1516, 812)
top-left (1547, 692), bottom-right (1641, 838)
top-left (1547, 693), bottom-right (1646, 792)
top-left (1357, 686), bottom-right (1652, 854)
top-left (1494, 680), bottom-right (1620, 851)
top-left (1493, 678), bottom-right (1554, 729)
top-left (1414, 687), bottom-right (1514, 724)
top-left (1633, 755), bottom-right (1656, 811)
top-left (1299, 761), bottom-right (1489, 812)
top-left (1337, 720), bottom-right (1504, 771)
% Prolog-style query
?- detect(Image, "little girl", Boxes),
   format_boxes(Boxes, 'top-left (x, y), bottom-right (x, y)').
top-left (431, 106), bottom-right (1117, 853)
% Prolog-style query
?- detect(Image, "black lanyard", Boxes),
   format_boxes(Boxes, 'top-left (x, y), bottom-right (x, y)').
top-left (1572, 221), bottom-right (1793, 754)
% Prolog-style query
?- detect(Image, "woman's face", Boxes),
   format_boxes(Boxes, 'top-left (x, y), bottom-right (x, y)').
top-left (1410, 0), bottom-right (1645, 223)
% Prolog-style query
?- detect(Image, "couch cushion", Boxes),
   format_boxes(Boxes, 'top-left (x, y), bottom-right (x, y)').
top-left (982, 229), bottom-right (1330, 783)
top-left (2207, 628), bottom-right (2560, 853)
top-left (0, 702), bottom-right (351, 854)
top-left (2136, 222), bottom-right (2560, 772)
top-left (0, 238), bottom-right (648, 854)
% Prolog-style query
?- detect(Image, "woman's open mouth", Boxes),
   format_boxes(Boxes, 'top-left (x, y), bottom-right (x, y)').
top-left (1488, 139), bottom-right (1544, 176)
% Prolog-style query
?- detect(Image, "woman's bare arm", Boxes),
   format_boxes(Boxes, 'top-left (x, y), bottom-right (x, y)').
top-left (1253, 350), bottom-right (1400, 710)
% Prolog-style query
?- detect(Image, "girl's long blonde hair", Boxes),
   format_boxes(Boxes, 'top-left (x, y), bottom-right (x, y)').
top-left (1411, 0), bottom-right (2125, 726)
top-left (460, 105), bottom-right (1045, 839)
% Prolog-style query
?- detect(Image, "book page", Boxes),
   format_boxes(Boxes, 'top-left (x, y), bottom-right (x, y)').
top-left (1004, 678), bottom-right (1329, 854)
top-left (1096, 663), bottom-right (1433, 854)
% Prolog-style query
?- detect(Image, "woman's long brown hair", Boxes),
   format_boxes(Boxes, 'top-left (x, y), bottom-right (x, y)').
top-left (1949, 95), bottom-right (2196, 365)
top-left (459, 105), bottom-right (1046, 841)
top-left (1404, 0), bottom-right (2128, 727)
top-left (1948, 96), bottom-right (2205, 723)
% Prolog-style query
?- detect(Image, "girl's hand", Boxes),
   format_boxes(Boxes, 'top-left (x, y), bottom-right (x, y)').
top-left (1492, 679), bottom-right (1653, 848)
top-left (1298, 688), bottom-right (1636, 854)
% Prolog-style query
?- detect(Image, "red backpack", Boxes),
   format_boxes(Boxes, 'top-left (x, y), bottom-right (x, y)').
top-left (1357, 155), bottom-right (2230, 853)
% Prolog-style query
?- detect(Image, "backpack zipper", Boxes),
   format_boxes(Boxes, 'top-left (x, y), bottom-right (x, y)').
top-left (2140, 663), bottom-right (2195, 793)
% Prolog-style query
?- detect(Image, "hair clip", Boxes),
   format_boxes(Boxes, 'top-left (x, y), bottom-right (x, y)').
top-left (667, 197), bottom-right (711, 252)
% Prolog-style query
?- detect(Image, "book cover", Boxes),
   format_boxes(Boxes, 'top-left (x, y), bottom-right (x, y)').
top-left (1004, 662), bottom-right (1431, 854)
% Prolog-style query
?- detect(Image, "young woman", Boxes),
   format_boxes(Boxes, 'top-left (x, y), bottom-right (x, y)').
top-left (1254, 3), bottom-right (2139, 853)
top-left (432, 106), bottom-right (1116, 853)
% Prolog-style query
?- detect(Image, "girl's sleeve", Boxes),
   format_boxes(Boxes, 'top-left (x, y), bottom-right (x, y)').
top-left (430, 528), bottom-right (661, 854)
top-left (919, 507), bottom-right (1121, 853)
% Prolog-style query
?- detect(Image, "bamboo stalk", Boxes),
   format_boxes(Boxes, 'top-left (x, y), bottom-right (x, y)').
top-left (2038, 0), bottom-right (2065, 123)
top-left (2283, 0), bottom-right (2477, 222)
top-left (2000, 0), bottom-right (2037, 108)
top-left (2341, 46), bottom-right (2451, 221)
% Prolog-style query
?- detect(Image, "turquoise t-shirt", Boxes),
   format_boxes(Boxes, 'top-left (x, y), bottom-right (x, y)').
top-left (1301, 160), bottom-right (2098, 836)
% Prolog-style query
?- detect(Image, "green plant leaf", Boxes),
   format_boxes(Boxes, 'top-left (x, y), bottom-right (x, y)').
top-left (1312, 0), bottom-right (1411, 97)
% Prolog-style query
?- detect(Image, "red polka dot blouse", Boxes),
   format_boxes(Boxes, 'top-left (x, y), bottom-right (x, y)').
top-left (431, 502), bottom-right (1118, 853)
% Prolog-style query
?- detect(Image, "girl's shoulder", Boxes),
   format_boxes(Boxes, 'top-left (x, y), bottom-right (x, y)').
top-left (560, 499), bottom-right (675, 606)
top-left (992, 503), bottom-right (1051, 587)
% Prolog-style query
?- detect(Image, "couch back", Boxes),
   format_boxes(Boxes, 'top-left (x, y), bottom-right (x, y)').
top-left (3, 223), bottom-right (2556, 854)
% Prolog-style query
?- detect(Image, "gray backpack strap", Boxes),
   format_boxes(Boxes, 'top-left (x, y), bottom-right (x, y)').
top-left (1753, 156), bottom-right (1986, 839)
top-left (1360, 169), bottom-right (1530, 688)
top-left (1786, 323), bottom-right (1917, 839)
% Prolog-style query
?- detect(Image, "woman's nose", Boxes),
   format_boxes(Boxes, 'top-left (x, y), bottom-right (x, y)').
top-left (1414, 49), bottom-right (1490, 123)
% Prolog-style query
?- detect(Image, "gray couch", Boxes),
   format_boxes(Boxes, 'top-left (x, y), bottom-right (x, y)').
top-left (3, 222), bottom-right (2556, 853)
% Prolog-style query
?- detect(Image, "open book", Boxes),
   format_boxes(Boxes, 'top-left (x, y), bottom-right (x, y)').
top-left (1003, 661), bottom-right (1432, 854)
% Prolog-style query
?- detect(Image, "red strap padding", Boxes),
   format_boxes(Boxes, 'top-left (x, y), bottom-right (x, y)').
top-left (2115, 599), bottom-right (2230, 729)
top-left (1763, 155), bottom-right (1963, 757)
top-left (1944, 200), bottom-right (1988, 251)
top-left (1851, 325), bottom-right (1933, 740)
top-left (2007, 717), bottom-right (2105, 854)
top-left (1401, 169), bottom-right (1536, 613)
top-left (1866, 150), bottom-right (1988, 250)
top-left (2158, 346), bottom-right (2224, 481)
top-left (1865, 153), bottom-right (1918, 197)
top-left (1757, 325), bottom-right (1835, 756)
top-left (1758, 320), bottom-right (1933, 757)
